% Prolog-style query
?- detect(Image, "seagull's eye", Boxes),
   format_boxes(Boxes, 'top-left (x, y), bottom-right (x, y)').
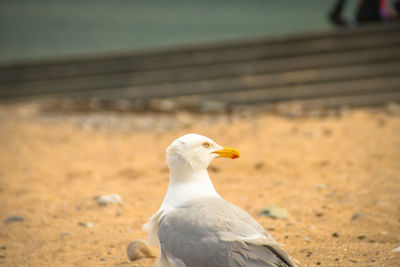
top-left (202, 142), bottom-right (210, 148)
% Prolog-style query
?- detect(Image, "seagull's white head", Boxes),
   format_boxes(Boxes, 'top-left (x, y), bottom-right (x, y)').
top-left (166, 133), bottom-right (240, 172)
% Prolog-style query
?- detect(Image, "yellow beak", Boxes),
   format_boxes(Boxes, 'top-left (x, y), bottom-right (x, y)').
top-left (213, 147), bottom-right (240, 159)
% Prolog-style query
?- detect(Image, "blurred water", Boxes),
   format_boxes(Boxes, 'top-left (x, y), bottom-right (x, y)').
top-left (0, 0), bottom-right (335, 63)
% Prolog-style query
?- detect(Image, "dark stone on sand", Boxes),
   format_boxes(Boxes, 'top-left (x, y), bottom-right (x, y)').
top-left (208, 166), bottom-right (219, 173)
top-left (4, 215), bottom-right (24, 223)
top-left (351, 213), bottom-right (364, 220)
top-left (253, 162), bottom-right (264, 170)
top-left (259, 205), bottom-right (289, 219)
top-left (332, 232), bottom-right (340, 238)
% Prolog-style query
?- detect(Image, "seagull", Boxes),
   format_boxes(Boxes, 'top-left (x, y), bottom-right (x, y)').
top-left (144, 133), bottom-right (297, 267)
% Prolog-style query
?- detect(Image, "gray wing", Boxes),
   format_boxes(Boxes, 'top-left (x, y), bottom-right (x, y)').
top-left (158, 197), bottom-right (296, 267)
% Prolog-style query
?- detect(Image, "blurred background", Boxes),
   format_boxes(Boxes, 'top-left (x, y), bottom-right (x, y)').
top-left (0, 0), bottom-right (399, 111)
top-left (1, 0), bottom-right (344, 63)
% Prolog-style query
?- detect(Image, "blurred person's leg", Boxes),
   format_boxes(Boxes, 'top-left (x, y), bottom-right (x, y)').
top-left (356, 0), bottom-right (381, 23)
top-left (329, 0), bottom-right (348, 26)
top-left (396, 0), bottom-right (400, 14)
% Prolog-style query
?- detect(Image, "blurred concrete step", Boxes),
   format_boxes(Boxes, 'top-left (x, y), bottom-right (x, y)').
top-left (159, 75), bottom-right (400, 110)
top-left (1, 47), bottom-right (399, 99)
top-left (0, 22), bottom-right (399, 110)
top-left (0, 23), bottom-right (399, 84)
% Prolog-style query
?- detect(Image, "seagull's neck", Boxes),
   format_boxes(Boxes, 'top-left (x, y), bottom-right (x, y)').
top-left (160, 168), bottom-right (220, 210)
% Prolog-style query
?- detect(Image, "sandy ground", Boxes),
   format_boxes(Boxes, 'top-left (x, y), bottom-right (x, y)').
top-left (0, 102), bottom-right (399, 267)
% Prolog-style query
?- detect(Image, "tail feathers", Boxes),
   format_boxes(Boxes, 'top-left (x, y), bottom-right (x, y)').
top-left (231, 242), bottom-right (298, 267)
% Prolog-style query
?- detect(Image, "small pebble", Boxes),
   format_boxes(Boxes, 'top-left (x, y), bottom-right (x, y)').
top-left (4, 215), bottom-right (24, 223)
top-left (351, 213), bottom-right (363, 220)
top-left (322, 128), bottom-right (332, 136)
top-left (253, 162), bottom-right (264, 170)
top-left (317, 161), bottom-right (329, 167)
top-left (96, 194), bottom-right (122, 206)
top-left (377, 201), bottom-right (390, 207)
top-left (386, 102), bottom-right (400, 115)
top-left (357, 235), bottom-right (366, 240)
top-left (304, 236), bottom-right (311, 243)
top-left (259, 205), bottom-right (289, 219)
top-left (392, 246), bottom-right (400, 253)
top-left (377, 118), bottom-right (386, 127)
top-left (315, 184), bottom-right (327, 190)
top-left (332, 232), bottom-right (340, 238)
top-left (209, 166), bottom-right (219, 173)
top-left (199, 100), bottom-right (227, 113)
top-left (60, 232), bottom-right (73, 238)
top-left (339, 105), bottom-right (350, 115)
top-left (78, 222), bottom-right (94, 228)
top-left (127, 239), bottom-right (154, 261)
